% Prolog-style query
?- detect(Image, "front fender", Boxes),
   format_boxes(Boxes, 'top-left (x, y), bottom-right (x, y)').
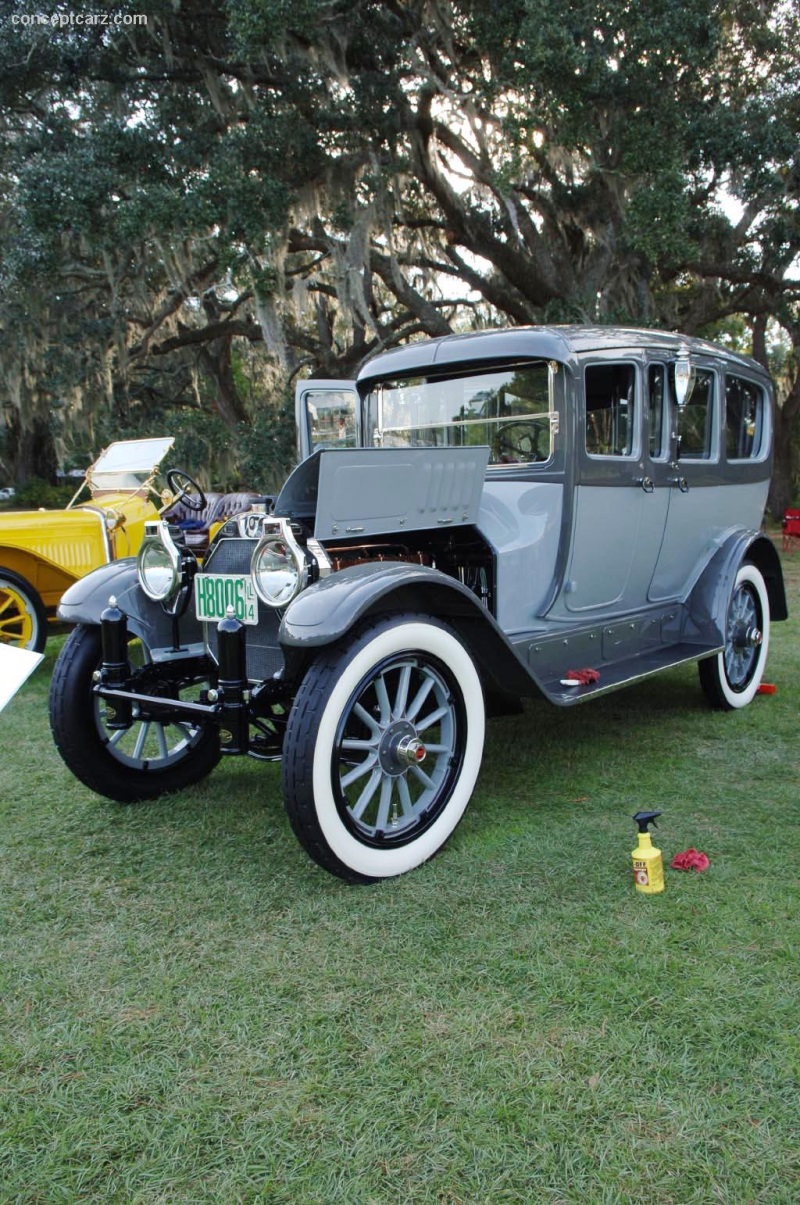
top-left (57, 558), bottom-right (205, 648)
top-left (280, 562), bottom-right (541, 698)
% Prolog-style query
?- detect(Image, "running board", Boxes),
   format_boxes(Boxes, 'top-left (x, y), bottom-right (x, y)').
top-left (539, 641), bottom-right (723, 706)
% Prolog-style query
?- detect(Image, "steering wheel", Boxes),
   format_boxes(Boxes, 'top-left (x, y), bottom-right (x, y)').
top-left (495, 422), bottom-right (545, 464)
top-left (166, 468), bottom-right (207, 512)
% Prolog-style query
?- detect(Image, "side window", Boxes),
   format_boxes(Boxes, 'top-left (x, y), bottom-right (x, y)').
top-left (677, 368), bottom-right (715, 459)
top-left (585, 363), bottom-right (636, 457)
top-left (304, 389), bottom-right (358, 452)
top-left (726, 375), bottom-right (765, 460)
top-left (648, 365), bottom-right (667, 459)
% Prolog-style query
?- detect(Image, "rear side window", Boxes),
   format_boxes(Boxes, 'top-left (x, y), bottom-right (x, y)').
top-left (585, 363), bottom-right (636, 457)
top-left (677, 368), bottom-right (715, 459)
top-left (648, 365), bottom-right (667, 459)
top-left (726, 375), bottom-right (766, 460)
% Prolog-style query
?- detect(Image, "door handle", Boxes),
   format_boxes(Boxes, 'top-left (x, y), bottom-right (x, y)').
top-left (667, 476), bottom-right (690, 493)
top-left (634, 476), bottom-right (655, 493)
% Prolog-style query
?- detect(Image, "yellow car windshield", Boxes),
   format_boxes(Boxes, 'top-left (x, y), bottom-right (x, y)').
top-left (83, 437), bottom-right (174, 496)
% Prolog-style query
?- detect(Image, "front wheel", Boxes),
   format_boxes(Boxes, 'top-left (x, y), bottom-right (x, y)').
top-left (50, 624), bottom-right (220, 802)
top-left (699, 562), bottom-right (771, 710)
top-left (0, 568), bottom-right (47, 652)
top-left (282, 615), bottom-right (486, 883)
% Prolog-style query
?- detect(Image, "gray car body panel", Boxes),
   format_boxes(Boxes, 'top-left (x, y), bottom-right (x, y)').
top-left (276, 446), bottom-right (490, 540)
top-left (355, 325), bottom-right (767, 387)
top-left (58, 559), bottom-right (206, 654)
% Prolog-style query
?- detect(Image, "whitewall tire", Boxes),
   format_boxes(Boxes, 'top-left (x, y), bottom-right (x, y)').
top-left (699, 562), bottom-right (770, 710)
top-left (282, 614), bottom-right (486, 882)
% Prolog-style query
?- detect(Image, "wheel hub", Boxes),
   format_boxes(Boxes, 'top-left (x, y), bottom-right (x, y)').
top-left (378, 719), bottom-right (427, 777)
top-left (397, 735), bottom-right (427, 767)
top-left (732, 623), bottom-right (762, 650)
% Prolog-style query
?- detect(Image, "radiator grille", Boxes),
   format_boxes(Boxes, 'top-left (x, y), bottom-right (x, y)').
top-left (201, 538), bottom-right (284, 682)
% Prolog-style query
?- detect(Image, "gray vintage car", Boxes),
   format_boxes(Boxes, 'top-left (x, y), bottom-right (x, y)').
top-left (49, 326), bottom-right (787, 881)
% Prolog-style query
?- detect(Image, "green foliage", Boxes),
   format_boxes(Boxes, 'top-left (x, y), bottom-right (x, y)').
top-left (234, 397), bottom-right (297, 493)
top-left (701, 315), bottom-right (752, 355)
top-left (165, 411), bottom-right (238, 491)
top-left (1, 0), bottom-right (799, 484)
top-left (624, 172), bottom-right (700, 268)
top-left (12, 478), bottom-right (75, 509)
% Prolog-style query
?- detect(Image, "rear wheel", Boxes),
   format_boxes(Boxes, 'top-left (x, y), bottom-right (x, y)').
top-left (282, 615), bottom-right (485, 883)
top-left (0, 569), bottom-right (47, 652)
top-left (699, 562), bottom-right (770, 710)
top-left (50, 623), bottom-right (220, 801)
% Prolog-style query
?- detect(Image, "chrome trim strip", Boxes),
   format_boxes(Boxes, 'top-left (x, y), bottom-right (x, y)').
top-left (81, 505), bottom-right (114, 563)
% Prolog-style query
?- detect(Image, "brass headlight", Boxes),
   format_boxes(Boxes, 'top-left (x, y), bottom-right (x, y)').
top-left (251, 522), bottom-right (308, 608)
top-left (137, 521), bottom-right (182, 602)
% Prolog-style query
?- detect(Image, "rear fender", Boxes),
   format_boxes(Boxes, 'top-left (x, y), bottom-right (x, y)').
top-left (57, 559), bottom-right (206, 648)
top-left (686, 530), bottom-right (787, 642)
top-left (280, 562), bottom-right (541, 698)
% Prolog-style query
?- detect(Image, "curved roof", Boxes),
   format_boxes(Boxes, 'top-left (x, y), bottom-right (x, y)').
top-left (356, 325), bottom-right (769, 385)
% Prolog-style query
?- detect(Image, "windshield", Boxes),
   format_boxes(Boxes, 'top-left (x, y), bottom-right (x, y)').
top-left (85, 437), bottom-right (174, 494)
top-left (365, 362), bottom-right (554, 466)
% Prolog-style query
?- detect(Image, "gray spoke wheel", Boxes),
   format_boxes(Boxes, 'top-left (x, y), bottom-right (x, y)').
top-left (699, 562), bottom-right (770, 710)
top-left (93, 638), bottom-right (206, 771)
top-left (282, 615), bottom-right (485, 882)
top-left (50, 623), bottom-right (220, 802)
top-left (334, 653), bottom-right (460, 842)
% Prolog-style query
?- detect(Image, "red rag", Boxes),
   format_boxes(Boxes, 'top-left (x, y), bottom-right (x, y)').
top-left (566, 668), bottom-right (600, 684)
top-left (670, 848), bottom-right (710, 872)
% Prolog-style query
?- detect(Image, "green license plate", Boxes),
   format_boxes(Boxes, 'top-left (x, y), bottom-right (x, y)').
top-left (194, 574), bottom-right (259, 625)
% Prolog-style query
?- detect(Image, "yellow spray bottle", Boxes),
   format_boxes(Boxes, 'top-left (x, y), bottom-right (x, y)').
top-left (631, 811), bottom-right (664, 894)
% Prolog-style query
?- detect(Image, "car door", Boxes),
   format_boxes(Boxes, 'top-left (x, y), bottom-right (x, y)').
top-left (563, 354), bottom-right (670, 613)
top-left (647, 359), bottom-right (723, 602)
top-left (294, 380), bottom-right (360, 461)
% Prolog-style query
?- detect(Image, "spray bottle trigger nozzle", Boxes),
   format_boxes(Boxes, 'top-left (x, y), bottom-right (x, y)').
top-left (633, 810), bottom-right (662, 833)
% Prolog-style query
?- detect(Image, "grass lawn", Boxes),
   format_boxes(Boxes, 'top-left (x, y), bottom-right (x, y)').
top-left (1, 552), bottom-right (798, 1203)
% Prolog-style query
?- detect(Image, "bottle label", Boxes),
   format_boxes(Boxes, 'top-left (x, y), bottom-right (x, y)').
top-left (633, 856), bottom-right (664, 892)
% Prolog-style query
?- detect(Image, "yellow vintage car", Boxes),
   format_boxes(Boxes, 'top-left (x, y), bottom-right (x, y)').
top-left (0, 437), bottom-right (205, 652)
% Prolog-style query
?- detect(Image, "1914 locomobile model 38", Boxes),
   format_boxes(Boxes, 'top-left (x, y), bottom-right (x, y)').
top-left (49, 326), bottom-right (787, 882)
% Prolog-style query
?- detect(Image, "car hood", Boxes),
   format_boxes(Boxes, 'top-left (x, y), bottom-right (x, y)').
top-left (0, 493), bottom-right (150, 527)
top-left (274, 446), bottom-right (490, 540)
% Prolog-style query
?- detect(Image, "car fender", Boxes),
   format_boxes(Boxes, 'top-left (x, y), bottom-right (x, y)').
top-left (280, 561), bottom-right (541, 698)
top-left (58, 558), bottom-right (205, 648)
top-left (686, 530), bottom-right (787, 643)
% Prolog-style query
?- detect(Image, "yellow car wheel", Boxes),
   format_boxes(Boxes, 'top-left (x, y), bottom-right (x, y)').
top-left (0, 569), bottom-right (48, 653)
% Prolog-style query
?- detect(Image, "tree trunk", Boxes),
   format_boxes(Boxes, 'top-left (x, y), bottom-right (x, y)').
top-left (198, 337), bottom-right (250, 428)
top-left (768, 373), bottom-right (800, 521)
top-left (5, 412), bottom-right (59, 485)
